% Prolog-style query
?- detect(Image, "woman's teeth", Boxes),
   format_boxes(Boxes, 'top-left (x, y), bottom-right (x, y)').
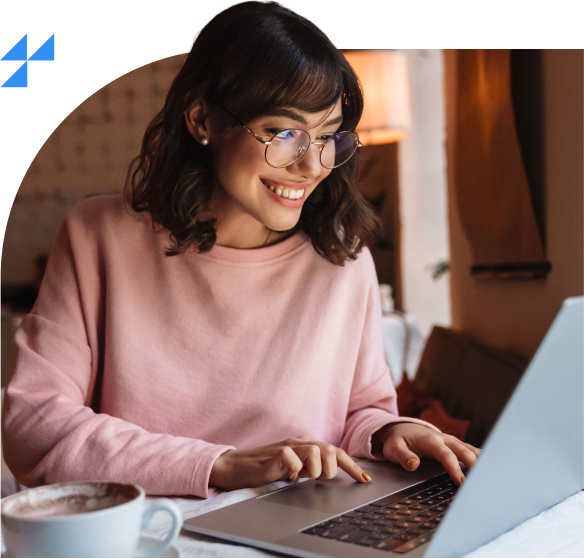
top-left (262, 180), bottom-right (304, 199)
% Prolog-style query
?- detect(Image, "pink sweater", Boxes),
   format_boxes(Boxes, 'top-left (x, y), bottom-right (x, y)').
top-left (2, 194), bottom-right (437, 498)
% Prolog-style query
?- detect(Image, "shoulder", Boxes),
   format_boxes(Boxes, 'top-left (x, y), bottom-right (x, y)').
top-left (63, 193), bottom-right (152, 240)
top-left (303, 237), bottom-right (378, 294)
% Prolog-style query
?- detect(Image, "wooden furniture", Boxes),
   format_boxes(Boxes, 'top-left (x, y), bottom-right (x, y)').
top-left (414, 326), bottom-right (527, 447)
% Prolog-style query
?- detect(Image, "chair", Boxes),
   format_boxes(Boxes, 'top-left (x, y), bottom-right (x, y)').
top-left (414, 326), bottom-right (528, 447)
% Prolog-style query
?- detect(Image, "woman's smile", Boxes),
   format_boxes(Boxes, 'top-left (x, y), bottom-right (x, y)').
top-left (260, 177), bottom-right (311, 207)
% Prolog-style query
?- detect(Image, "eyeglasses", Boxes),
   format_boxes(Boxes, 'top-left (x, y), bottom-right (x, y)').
top-left (220, 106), bottom-right (362, 169)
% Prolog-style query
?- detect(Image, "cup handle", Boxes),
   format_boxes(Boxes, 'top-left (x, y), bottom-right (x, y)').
top-left (135, 498), bottom-right (183, 558)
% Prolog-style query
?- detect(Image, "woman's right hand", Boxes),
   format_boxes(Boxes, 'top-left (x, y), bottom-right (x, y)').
top-left (209, 435), bottom-right (372, 491)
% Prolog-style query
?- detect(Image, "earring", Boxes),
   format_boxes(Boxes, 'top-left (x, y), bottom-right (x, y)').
top-left (200, 138), bottom-right (209, 146)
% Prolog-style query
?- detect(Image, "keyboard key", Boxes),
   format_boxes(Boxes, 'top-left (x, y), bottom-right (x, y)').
top-left (376, 507), bottom-right (396, 515)
top-left (436, 494), bottom-right (449, 501)
top-left (409, 515), bottom-right (427, 523)
top-left (430, 505), bottom-right (447, 513)
top-left (395, 532), bottom-right (418, 541)
top-left (302, 526), bottom-right (327, 535)
top-left (392, 534), bottom-right (434, 553)
top-left (388, 503), bottom-right (407, 510)
top-left (376, 538), bottom-right (405, 550)
top-left (315, 522), bottom-right (340, 529)
top-left (354, 536), bottom-right (383, 547)
top-left (419, 510), bottom-right (440, 518)
top-left (320, 523), bottom-right (359, 538)
top-left (409, 526), bottom-right (432, 535)
top-left (331, 515), bottom-right (352, 523)
top-left (341, 511), bottom-right (363, 518)
top-left (359, 524), bottom-right (382, 532)
top-left (419, 521), bottom-right (438, 530)
top-left (348, 518), bottom-right (370, 526)
top-left (371, 496), bottom-right (401, 507)
top-left (399, 508), bottom-right (419, 516)
top-left (386, 513), bottom-right (408, 521)
top-left (356, 505), bottom-right (382, 513)
top-left (421, 499), bottom-right (440, 506)
top-left (409, 494), bottom-right (425, 500)
top-left (382, 526), bottom-right (405, 535)
top-left (335, 528), bottom-right (371, 542)
top-left (410, 503), bottom-right (431, 510)
top-left (367, 531), bottom-right (391, 540)
top-left (397, 499), bottom-right (417, 505)
top-left (395, 520), bottom-right (417, 528)
top-left (361, 513), bottom-right (383, 520)
top-left (372, 518), bottom-right (393, 526)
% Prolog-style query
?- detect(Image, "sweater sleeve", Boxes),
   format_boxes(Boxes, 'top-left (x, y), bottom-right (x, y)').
top-left (339, 250), bottom-right (441, 460)
top-left (1, 211), bottom-right (234, 498)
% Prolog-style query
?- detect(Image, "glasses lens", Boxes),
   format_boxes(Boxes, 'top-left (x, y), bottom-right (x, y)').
top-left (266, 129), bottom-right (310, 168)
top-left (321, 132), bottom-right (360, 169)
top-left (265, 130), bottom-right (360, 169)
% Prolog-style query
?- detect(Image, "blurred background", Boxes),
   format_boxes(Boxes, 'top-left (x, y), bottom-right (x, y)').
top-left (1, 50), bottom-right (583, 488)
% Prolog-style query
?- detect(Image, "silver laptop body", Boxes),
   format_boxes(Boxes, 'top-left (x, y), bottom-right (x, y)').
top-left (184, 296), bottom-right (584, 557)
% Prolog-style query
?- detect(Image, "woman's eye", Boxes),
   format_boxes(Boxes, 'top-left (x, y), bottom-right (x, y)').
top-left (266, 128), bottom-right (288, 137)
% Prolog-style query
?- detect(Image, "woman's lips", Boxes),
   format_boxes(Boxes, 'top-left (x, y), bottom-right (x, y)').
top-left (260, 178), bottom-right (307, 207)
top-left (259, 177), bottom-right (312, 189)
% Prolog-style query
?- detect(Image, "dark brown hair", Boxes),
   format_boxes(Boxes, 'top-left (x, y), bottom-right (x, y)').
top-left (125, 1), bottom-right (382, 265)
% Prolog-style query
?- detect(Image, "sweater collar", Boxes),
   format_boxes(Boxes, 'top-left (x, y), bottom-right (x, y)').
top-left (199, 230), bottom-right (309, 264)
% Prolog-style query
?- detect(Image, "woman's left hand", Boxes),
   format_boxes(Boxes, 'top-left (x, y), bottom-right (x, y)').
top-left (372, 423), bottom-right (481, 486)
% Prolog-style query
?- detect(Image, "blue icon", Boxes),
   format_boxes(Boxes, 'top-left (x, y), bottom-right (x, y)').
top-left (1, 35), bottom-right (54, 87)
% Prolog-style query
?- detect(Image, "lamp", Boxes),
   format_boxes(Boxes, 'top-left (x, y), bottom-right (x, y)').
top-left (343, 50), bottom-right (412, 145)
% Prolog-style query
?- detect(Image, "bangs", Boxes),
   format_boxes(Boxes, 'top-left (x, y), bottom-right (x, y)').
top-left (207, 15), bottom-right (362, 132)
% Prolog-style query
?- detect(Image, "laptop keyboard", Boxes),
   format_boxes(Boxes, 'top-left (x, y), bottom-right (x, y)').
top-left (301, 472), bottom-right (458, 554)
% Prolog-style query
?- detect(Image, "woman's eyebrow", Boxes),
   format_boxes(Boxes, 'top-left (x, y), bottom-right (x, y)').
top-left (264, 109), bottom-right (343, 127)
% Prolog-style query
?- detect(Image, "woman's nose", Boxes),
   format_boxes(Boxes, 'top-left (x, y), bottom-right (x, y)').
top-left (288, 142), bottom-right (321, 180)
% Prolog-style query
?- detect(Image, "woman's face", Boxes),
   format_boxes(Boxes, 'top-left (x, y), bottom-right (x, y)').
top-left (188, 98), bottom-right (344, 248)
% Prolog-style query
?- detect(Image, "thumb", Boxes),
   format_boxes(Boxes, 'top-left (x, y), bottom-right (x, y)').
top-left (387, 436), bottom-right (420, 472)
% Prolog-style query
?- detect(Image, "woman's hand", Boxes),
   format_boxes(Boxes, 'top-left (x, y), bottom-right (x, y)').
top-left (209, 435), bottom-right (372, 491)
top-left (372, 423), bottom-right (481, 486)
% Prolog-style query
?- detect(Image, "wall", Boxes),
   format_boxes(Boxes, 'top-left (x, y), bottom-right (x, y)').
top-left (1, 55), bottom-right (186, 284)
top-left (447, 49), bottom-right (584, 359)
top-left (398, 49), bottom-right (451, 338)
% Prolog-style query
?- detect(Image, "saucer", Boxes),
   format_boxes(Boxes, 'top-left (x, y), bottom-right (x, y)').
top-left (2, 536), bottom-right (181, 559)
top-left (134, 535), bottom-right (182, 558)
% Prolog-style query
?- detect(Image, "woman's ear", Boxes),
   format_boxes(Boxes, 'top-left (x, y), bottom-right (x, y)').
top-left (185, 99), bottom-right (211, 145)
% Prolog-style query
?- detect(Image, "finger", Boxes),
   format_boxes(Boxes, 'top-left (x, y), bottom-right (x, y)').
top-left (275, 446), bottom-right (303, 481)
top-left (444, 437), bottom-right (479, 470)
top-left (462, 442), bottom-right (482, 457)
top-left (386, 436), bottom-right (421, 472)
top-left (288, 436), bottom-right (370, 483)
top-left (335, 448), bottom-right (373, 483)
top-left (419, 437), bottom-right (465, 486)
top-left (317, 443), bottom-right (338, 480)
top-left (295, 445), bottom-right (322, 479)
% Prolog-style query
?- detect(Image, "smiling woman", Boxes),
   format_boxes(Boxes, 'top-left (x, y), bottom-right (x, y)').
top-left (126, 1), bottom-right (375, 259)
top-left (2, 1), bottom-right (480, 501)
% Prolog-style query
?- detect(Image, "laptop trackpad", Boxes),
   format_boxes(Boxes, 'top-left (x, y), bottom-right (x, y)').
top-left (259, 463), bottom-right (440, 514)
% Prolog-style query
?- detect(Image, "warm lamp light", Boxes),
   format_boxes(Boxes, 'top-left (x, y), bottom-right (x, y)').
top-left (343, 50), bottom-right (412, 145)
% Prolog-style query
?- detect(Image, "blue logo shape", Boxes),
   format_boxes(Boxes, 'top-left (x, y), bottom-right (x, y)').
top-left (0, 33), bottom-right (55, 264)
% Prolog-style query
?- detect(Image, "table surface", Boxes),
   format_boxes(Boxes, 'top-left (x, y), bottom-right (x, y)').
top-left (139, 479), bottom-right (584, 558)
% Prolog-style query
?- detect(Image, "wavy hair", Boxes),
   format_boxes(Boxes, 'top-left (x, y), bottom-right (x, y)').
top-left (125, 1), bottom-right (382, 265)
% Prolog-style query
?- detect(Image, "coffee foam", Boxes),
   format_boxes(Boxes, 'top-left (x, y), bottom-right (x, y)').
top-left (2, 482), bottom-right (140, 520)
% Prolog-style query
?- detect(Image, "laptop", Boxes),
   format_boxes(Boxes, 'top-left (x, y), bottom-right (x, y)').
top-left (184, 296), bottom-right (584, 557)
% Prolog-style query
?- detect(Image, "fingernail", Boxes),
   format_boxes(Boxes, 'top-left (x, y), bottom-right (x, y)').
top-left (460, 475), bottom-right (465, 485)
top-left (407, 458), bottom-right (418, 470)
top-left (290, 474), bottom-right (297, 481)
top-left (362, 472), bottom-right (372, 482)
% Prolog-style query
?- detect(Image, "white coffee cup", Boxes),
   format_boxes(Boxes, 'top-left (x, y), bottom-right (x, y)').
top-left (1, 481), bottom-right (183, 558)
